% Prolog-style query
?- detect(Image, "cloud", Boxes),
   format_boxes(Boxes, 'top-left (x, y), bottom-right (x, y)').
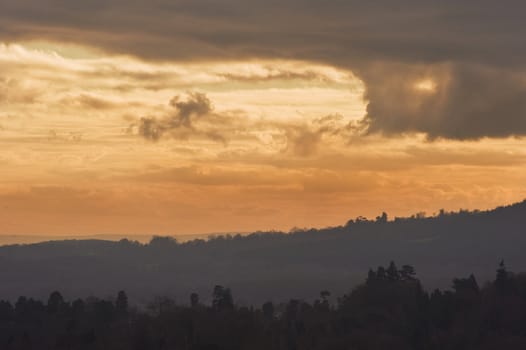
top-left (131, 165), bottom-right (290, 187)
top-left (168, 92), bottom-right (212, 127)
top-left (283, 114), bottom-right (367, 157)
top-left (61, 93), bottom-right (117, 110)
top-left (0, 77), bottom-right (41, 104)
top-left (285, 127), bottom-right (323, 157)
top-left (284, 115), bottom-right (342, 157)
top-left (47, 129), bottom-right (83, 143)
top-left (2, 1), bottom-right (523, 66)
top-left (127, 164), bottom-right (380, 195)
top-left (361, 63), bottom-right (526, 140)
top-left (3, 1), bottom-right (526, 139)
top-left (217, 66), bottom-right (344, 83)
top-left (135, 92), bottom-right (217, 141)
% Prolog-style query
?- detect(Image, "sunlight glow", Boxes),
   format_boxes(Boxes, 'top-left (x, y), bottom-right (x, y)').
top-left (414, 79), bottom-right (437, 93)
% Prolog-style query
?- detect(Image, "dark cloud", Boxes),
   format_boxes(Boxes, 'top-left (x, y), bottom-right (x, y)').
top-left (167, 93), bottom-right (212, 128)
top-left (3, 1), bottom-right (524, 66)
top-left (362, 63), bottom-right (526, 140)
top-left (3, 1), bottom-right (526, 139)
top-left (135, 92), bottom-right (227, 142)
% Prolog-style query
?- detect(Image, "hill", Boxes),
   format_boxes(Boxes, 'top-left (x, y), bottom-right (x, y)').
top-left (0, 200), bottom-right (525, 304)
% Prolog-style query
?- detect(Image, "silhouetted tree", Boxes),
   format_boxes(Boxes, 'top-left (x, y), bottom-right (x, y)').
top-left (262, 301), bottom-right (274, 320)
top-left (366, 268), bottom-right (376, 285)
top-left (116, 290), bottom-right (129, 316)
top-left (495, 260), bottom-right (513, 294)
top-left (149, 296), bottom-right (174, 315)
top-left (72, 298), bottom-right (85, 317)
top-left (93, 299), bottom-right (114, 325)
top-left (376, 212), bottom-right (388, 223)
top-left (47, 290), bottom-right (65, 314)
top-left (1, 262), bottom-right (526, 349)
top-left (149, 236), bottom-right (178, 247)
top-left (0, 300), bottom-right (13, 321)
top-left (212, 285), bottom-right (234, 311)
top-left (376, 266), bottom-right (387, 279)
top-left (191, 292), bottom-right (200, 308)
top-left (400, 265), bottom-right (417, 281)
top-left (386, 261), bottom-right (400, 281)
top-left (453, 274), bottom-right (479, 293)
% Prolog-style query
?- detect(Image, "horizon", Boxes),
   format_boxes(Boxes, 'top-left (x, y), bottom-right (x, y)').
top-left (1, 198), bottom-right (523, 245)
top-left (0, 197), bottom-right (524, 305)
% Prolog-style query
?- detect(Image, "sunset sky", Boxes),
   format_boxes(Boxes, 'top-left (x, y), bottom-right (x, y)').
top-left (1, 1), bottom-right (525, 237)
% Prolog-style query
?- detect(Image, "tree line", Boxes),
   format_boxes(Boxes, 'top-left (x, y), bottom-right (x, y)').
top-left (0, 262), bottom-right (525, 349)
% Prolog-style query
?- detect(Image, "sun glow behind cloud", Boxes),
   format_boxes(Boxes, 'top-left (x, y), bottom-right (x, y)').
top-left (0, 42), bottom-right (525, 236)
top-left (414, 79), bottom-right (437, 93)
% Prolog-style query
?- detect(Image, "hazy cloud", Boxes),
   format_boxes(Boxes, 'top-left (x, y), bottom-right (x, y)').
top-left (0, 77), bottom-right (41, 104)
top-left (283, 114), bottom-right (368, 157)
top-left (61, 93), bottom-right (117, 110)
top-left (218, 68), bottom-right (343, 83)
top-left (285, 127), bottom-right (323, 157)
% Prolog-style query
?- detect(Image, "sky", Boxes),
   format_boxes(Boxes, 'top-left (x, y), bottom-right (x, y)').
top-left (0, 1), bottom-right (525, 237)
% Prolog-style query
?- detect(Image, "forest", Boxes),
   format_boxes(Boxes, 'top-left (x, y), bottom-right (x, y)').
top-left (1, 261), bottom-right (525, 349)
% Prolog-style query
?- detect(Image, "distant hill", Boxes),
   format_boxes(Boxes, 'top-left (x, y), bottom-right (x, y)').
top-left (0, 232), bottom-right (247, 246)
top-left (0, 200), bottom-right (525, 305)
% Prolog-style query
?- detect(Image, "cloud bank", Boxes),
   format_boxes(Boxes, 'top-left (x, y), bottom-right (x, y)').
top-left (2, 1), bottom-right (526, 139)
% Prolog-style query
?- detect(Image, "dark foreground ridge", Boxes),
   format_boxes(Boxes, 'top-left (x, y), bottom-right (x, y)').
top-left (0, 200), bottom-right (525, 303)
top-left (0, 262), bottom-right (525, 349)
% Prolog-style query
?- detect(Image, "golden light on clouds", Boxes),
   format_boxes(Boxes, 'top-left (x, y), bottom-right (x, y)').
top-left (0, 42), bottom-right (525, 237)
top-left (414, 79), bottom-right (437, 93)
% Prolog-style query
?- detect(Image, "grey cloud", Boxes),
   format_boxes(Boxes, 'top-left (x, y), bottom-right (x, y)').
top-left (168, 93), bottom-right (212, 128)
top-left (362, 63), bottom-right (526, 140)
top-left (135, 92), bottom-right (227, 142)
top-left (3, 1), bottom-right (526, 139)
top-left (137, 117), bottom-right (163, 141)
top-left (3, 1), bottom-right (524, 67)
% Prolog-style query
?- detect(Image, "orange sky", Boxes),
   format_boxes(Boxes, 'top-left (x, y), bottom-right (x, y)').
top-left (2, 0), bottom-right (526, 240)
top-left (0, 42), bottom-right (524, 237)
